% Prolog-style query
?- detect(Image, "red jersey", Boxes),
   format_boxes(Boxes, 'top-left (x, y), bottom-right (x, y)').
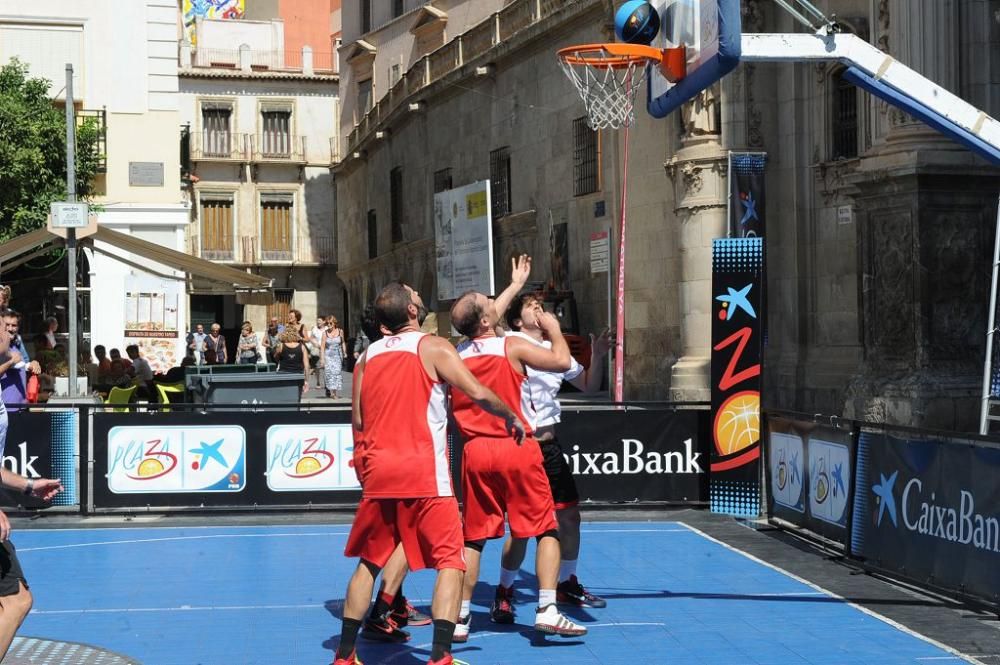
top-left (357, 332), bottom-right (451, 498)
top-left (451, 336), bottom-right (536, 439)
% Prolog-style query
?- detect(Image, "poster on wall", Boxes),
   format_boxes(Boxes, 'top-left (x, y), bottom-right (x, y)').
top-left (434, 180), bottom-right (495, 301)
top-left (710, 237), bottom-right (764, 516)
top-left (182, 0), bottom-right (244, 43)
top-left (124, 276), bottom-right (181, 373)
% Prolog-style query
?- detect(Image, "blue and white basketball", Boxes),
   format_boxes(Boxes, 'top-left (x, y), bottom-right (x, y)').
top-left (614, 1), bottom-right (661, 45)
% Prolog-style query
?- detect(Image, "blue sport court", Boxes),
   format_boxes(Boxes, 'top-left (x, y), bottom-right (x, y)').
top-left (9, 519), bottom-right (973, 664)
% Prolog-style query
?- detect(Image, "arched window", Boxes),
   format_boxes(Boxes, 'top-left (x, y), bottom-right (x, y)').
top-left (832, 70), bottom-right (858, 160)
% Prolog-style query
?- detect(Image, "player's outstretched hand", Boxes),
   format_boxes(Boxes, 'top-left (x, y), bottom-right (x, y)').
top-left (506, 415), bottom-right (526, 445)
top-left (590, 328), bottom-right (611, 357)
top-left (511, 254), bottom-right (531, 287)
top-left (31, 478), bottom-right (64, 502)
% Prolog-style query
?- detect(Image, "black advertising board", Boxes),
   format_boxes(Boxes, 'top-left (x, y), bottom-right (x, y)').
top-left (555, 408), bottom-right (709, 504)
top-left (92, 411), bottom-right (361, 509)
top-left (766, 416), bottom-right (855, 549)
top-left (3, 411), bottom-right (54, 510)
top-left (710, 237), bottom-right (764, 516)
top-left (854, 431), bottom-right (1000, 604)
top-left (729, 153), bottom-right (767, 238)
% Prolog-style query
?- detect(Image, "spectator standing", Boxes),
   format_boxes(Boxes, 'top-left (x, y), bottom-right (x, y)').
top-left (275, 330), bottom-right (309, 394)
top-left (310, 316), bottom-right (326, 387)
top-left (237, 322), bottom-right (259, 365)
top-left (187, 323), bottom-right (207, 364)
top-left (41, 317), bottom-right (58, 350)
top-left (262, 317), bottom-right (283, 359)
top-left (207, 324), bottom-right (227, 365)
top-left (287, 309), bottom-right (306, 339)
top-left (2, 310), bottom-right (41, 410)
top-left (321, 316), bottom-right (346, 398)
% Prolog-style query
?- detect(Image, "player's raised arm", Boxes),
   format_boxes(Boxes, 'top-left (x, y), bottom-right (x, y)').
top-left (423, 336), bottom-right (526, 443)
top-left (493, 254), bottom-right (531, 325)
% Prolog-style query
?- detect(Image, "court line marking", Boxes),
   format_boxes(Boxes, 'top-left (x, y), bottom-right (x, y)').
top-left (31, 603), bottom-right (325, 615)
top-left (676, 521), bottom-right (984, 665)
top-left (380, 622), bottom-right (669, 663)
top-left (17, 532), bottom-right (349, 552)
top-left (11, 521), bottom-right (684, 534)
top-left (16, 526), bottom-right (688, 553)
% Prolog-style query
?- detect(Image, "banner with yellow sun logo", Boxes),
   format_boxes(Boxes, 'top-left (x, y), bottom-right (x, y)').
top-left (710, 237), bottom-right (764, 516)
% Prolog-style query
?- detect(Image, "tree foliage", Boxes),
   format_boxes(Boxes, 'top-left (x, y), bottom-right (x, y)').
top-left (0, 59), bottom-right (102, 243)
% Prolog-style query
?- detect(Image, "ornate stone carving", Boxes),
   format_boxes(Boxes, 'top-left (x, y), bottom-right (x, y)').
top-left (867, 210), bottom-right (914, 359)
top-left (744, 64), bottom-right (763, 148)
top-left (680, 162), bottom-right (704, 193)
top-left (742, 0), bottom-right (764, 31)
top-left (925, 212), bottom-right (983, 360)
top-left (877, 0), bottom-right (890, 52)
top-left (681, 85), bottom-right (720, 137)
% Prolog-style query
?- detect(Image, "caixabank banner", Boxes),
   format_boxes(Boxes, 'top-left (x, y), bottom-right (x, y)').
top-left (710, 237), bottom-right (764, 516)
top-left (3, 411), bottom-right (78, 509)
top-left (854, 431), bottom-right (1000, 603)
top-left (766, 416), bottom-right (854, 549)
top-left (265, 424), bottom-right (360, 492)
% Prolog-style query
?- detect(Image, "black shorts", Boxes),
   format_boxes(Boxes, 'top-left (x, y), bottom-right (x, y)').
top-left (539, 439), bottom-right (579, 509)
top-left (0, 540), bottom-right (28, 596)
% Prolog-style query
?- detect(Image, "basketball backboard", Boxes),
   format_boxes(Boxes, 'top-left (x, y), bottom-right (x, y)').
top-left (647, 0), bottom-right (741, 118)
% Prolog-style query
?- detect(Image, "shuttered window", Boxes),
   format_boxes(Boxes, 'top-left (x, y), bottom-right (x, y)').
top-left (261, 110), bottom-right (291, 157)
top-left (390, 167), bottom-right (404, 243)
top-left (261, 194), bottom-right (294, 261)
top-left (573, 116), bottom-right (600, 196)
top-left (832, 72), bottom-right (859, 160)
top-left (268, 289), bottom-right (293, 323)
top-left (202, 106), bottom-right (231, 157)
top-left (200, 195), bottom-right (234, 261)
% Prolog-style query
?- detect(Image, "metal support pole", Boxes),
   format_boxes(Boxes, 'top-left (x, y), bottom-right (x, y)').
top-left (979, 194), bottom-right (1000, 435)
top-left (65, 64), bottom-right (78, 397)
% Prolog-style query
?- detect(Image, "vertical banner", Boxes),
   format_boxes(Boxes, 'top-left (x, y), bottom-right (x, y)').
top-left (729, 153), bottom-right (767, 238)
top-left (710, 237), bottom-right (764, 516)
top-left (434, 180), bottom-right (495, 301)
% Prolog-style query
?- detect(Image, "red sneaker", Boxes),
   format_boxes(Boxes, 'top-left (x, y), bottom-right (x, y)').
top-left (490, 584), bottom-right (515, 624)
top-left (332, 649), bottom-right (363, 665)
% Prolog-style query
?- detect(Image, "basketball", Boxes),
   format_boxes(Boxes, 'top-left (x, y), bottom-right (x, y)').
top-left (614, 1), bottom-right (661, 45)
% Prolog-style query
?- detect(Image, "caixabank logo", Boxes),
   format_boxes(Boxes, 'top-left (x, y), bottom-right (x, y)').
top-left (107, 426), bottom-right (245, 494)
top-left (872, 469), bottom-right (1000, 553)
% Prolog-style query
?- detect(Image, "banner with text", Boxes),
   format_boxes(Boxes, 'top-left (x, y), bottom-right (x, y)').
top-left (3, 411), bottom-right (78, 508)
top-left (710, 238), bottom-right (764, 516)
top-left (853, 431), bottom-right (1000, 604)
top-left (766, 416), bottom-right (854, 549)
top-left (434, 180), bottom-right (495, 301)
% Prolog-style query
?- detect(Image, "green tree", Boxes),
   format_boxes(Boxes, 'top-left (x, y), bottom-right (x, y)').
top-left (0, 59), bottom-right (101, 243)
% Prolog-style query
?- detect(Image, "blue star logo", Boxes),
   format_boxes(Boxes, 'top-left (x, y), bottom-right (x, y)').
top-left (740, 191), bottom-right (759, 230)
top-left (190, 439), bottom-right (227, 470)
top-left (715, 284), bottom-right (757, 320)
top-left (832, 463), bottom-right (845, 497)
top-left (788, 451), bottom-right (800, 486)
top-left (872, 471), bottom-right (898, 527)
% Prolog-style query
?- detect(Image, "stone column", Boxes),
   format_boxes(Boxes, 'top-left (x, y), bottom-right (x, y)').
top-left (667, 84), bottom-right (729, 402)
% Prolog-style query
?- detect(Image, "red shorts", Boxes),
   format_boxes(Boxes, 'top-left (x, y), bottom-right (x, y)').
top-left (461, 437), bottom-right (557, 541)
top-left (344, 497), bottom-right (466, 572)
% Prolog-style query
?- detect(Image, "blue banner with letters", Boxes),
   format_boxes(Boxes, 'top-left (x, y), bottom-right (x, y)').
top-left (854, 430), bottom-right (1000, 604)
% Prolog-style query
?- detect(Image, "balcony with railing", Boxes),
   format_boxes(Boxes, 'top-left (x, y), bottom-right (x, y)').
top-left (342, 0), bottom-right (581, 159)
top-left (239, 234), bottom-right (336, 265)
top-left (251, 134), bottom-right (307, 163)
top-left (191, 131), bottom-right (250, 162)
top-left (182, 45), bottom-right (338, 75)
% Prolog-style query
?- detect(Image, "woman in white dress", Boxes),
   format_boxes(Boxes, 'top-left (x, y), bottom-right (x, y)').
top-left (321, 316), bottom-right (346, 398)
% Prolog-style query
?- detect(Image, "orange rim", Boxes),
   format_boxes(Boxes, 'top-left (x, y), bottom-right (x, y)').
top-left (557, 43), bottom-right (664, 69)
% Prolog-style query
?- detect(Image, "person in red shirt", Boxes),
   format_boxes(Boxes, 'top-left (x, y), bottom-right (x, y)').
top-left (448, 290), bottom-right (588, 642)
top-left (333, 282), bottom-right (526, 665)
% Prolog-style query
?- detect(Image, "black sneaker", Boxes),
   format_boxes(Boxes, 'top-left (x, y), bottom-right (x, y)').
top-left (490, 585), bottom-right (516, 624)
top-left (556, 575), bottom-right (607, 608)
top-left (361, 611), bottom-right (410, 642)
top-left (390, 596), bottom-right (431, 627)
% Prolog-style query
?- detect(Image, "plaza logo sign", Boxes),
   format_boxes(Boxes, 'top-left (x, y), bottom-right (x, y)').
top-left (107, 426), bottom-right (246, 494)
top-left (265, 424), bottom-right (361, 492)
top-left (872, 470), bottom-right (1000, 553)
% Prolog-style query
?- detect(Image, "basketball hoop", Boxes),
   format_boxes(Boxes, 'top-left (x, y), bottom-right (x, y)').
top-left (557, 43), bottom-right (685, 130)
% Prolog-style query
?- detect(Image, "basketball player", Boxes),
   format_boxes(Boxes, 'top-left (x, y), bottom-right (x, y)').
top-left (333, 282), bottom-right (527, 665)
top-left (488, 293), bottom-right (611, 623)
top-left (0, 322), bottom-right (63, 660)
top-left (449, 290), bottom-right (587, 642)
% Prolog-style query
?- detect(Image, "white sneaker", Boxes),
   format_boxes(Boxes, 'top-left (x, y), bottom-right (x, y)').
top-left (533, 603), bottom-right (587, 636)
top-left (453, 613), bottom-right (471, 643)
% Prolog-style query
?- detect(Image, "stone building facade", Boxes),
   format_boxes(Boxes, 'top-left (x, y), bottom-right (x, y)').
top-left (334, 0), bottom-right (1000, 432)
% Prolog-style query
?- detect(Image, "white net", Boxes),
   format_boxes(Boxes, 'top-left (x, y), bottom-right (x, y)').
top-left (558, 49), bottom-right (651, 130)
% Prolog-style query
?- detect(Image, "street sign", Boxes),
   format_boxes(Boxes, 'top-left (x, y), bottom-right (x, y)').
top-left (50, 202), bottom-right (89, 228)
top-left (590, 230), bottom-right (610, 274)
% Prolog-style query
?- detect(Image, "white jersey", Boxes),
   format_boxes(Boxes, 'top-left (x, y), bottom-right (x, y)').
top-left (507, 331), bottom-right (583, 427)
